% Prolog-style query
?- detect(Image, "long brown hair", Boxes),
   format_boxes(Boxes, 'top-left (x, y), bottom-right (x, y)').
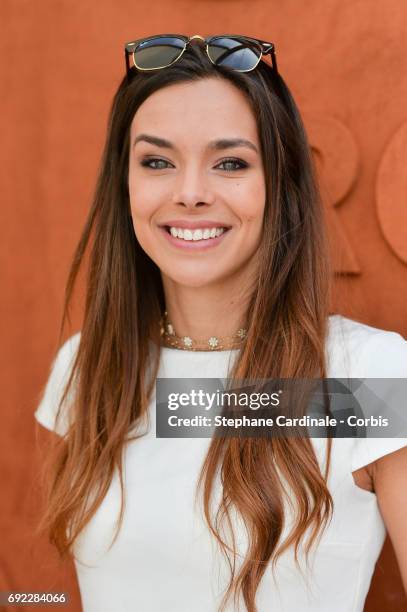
top-left (37, 44), bottom-right (333, 612)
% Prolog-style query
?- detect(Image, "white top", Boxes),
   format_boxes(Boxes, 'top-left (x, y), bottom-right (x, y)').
top-left (34, 315), bottom-right (407, 612)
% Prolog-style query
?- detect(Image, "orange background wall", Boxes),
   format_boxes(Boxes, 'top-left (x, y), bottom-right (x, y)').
top-left (1, 0), bottom-right (406, 610)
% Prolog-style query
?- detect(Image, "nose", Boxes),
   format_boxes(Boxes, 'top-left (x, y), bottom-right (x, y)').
top-left (171, 165), bottom-right (216, 209)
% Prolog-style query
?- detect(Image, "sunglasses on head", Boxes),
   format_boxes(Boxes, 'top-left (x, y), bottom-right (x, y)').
top-left (124, 34), bottom-right (278, 76)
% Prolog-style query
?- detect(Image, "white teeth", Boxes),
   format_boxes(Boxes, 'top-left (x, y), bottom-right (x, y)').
top-left (192, 229), bottom-right (203, 241)
top-left (167, 226), bottom-right (227, 241)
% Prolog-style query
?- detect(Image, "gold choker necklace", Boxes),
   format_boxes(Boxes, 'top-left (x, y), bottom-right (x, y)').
top-left (160, 311), bottom-right (247, 351)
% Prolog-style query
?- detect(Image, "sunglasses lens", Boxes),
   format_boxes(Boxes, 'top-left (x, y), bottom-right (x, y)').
top-left (134, 36), bottom-right (185, 70)
top-left (207, 37), bottom-right (261, 71)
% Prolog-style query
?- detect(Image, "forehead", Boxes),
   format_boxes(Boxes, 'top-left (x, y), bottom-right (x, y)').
top-left (130, 77), bottom-right (259, 144)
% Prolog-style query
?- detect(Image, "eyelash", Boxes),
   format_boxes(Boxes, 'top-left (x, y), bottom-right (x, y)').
top-left (139, 157), bottom-right (249, 172)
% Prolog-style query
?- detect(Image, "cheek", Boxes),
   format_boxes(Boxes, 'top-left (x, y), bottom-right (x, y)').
top-left (234, 181), bottom-right (266, 230)
top-left (128, 171), bottom-right (160, 222)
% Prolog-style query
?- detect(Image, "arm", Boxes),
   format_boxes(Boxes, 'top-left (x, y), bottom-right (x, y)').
top-left (372, 445), bottom-right (407, 593)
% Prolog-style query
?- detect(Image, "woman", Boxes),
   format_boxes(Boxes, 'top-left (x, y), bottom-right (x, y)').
top-left (35, 34), bottom-right (407, 612)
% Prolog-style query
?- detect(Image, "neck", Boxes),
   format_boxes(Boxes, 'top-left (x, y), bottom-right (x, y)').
top-left (160, 274), bottom-right (252, 340)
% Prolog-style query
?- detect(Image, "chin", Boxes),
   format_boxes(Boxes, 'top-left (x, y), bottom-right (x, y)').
top-left (165, 274), bottom-right (222, 289)
top-left (160, 265), bottom-right (229, 289)
top-left (160, 254), bottom-right (253, 288)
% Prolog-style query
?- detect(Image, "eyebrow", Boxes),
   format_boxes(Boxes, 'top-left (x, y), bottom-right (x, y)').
top-left (133, 133), bottom-right (259, 154)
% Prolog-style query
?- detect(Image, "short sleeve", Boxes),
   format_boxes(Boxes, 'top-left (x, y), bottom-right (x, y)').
top-left (351, 329), bottom-right (407, 471)
top-left (34, 332), bottom-right (81, 436)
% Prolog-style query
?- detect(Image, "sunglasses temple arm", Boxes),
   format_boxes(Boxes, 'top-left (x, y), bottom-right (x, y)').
top-left (270, 48), bottom-right (278, 74)
top-left (125, 50), bottom-right (131, 78)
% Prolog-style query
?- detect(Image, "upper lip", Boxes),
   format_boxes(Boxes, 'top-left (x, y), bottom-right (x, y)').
top-left (159, 220), bottom-right (232, 230)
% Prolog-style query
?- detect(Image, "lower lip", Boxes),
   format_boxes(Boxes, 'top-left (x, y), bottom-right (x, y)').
top-left (158, 227), bottom-right (231, 250)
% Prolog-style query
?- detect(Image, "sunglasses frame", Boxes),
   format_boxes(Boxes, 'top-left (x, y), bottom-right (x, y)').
top-left (124, 33), bottom-right (278, 76)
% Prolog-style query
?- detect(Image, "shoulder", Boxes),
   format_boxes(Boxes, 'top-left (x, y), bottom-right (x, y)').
top-left (47, 332), bottom-right (82, 380)
top-left (34, 332), bottom-right (82, 436)
top-left (53, 332), bottom-right (82, 362)
top-left (326, 314), bottom-right (407, 378)
top-left (326, 317), bottom-right (407, 471)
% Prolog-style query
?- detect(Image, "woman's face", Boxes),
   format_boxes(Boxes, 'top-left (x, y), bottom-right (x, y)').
top-left (128, 77), bottom-right (266, 289)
